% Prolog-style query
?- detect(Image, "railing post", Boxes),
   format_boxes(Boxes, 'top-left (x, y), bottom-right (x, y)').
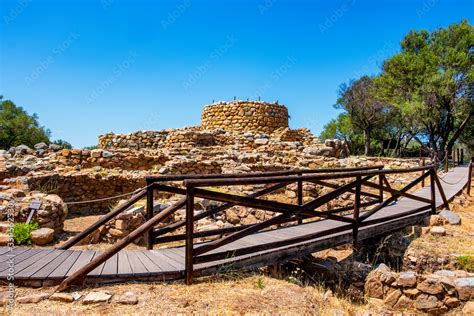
top-left (378, 174), bottom-right (383, 203)
top-left (185, 187), bottom-right (195, 285)
top-left (461, 148), bottom-right (464, 165)
top-left (457, 148), bottom-right (460, 165)
top-left (421, 157), bottom-right (426, 187)
top-left (468, 157), bottom-right (473, 196)
top-left (430, 167), bottom-right (436, 214)
top-left (297, 173), bottom-right (303, 224)
top-left (445, 151), bottom-right (448, 173)
top-left (146, 181), bottom-right (154, 250)
top-left (353, 176), bottom-right (361, 251)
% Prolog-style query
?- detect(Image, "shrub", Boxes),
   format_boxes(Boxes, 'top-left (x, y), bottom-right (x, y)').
top-left (457, 255), bottom-right (474, 272)
top-left (255, 277), bottom-right (265, 289)
top-left (12, 222), bottom-right (39, 245)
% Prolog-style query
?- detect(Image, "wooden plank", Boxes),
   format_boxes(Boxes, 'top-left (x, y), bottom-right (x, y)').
top-left (127, 251), bottom-right (148, 276)
top-left (134, 251), bottom-right (163, 274)
top-left (0, 247), bottom-right (32, 264)
top-left (100, 254), bottom-right (118, 277)
top-left (143, 250), bottom-right (179, 272)
top-left (0, 249), bottom-right (54, 277)
top-left (66, 250), bottom-right (95, 276)
top-left (88, 251), bottom-right (106, 277)
top-left (0, 247), bottom-right (12, 256)
top-left (15, 250), bottom-right (64, 279)
top-left (149, 250), bottom-right (184, 271)
top-left (34, 250), bottom-right (74, 280)
top-left (0, 248), bottom-right (42, 271)
top-left (48, 251), bottom-right (82, 279)
top-left (117, 251), bottom-right (133, 277)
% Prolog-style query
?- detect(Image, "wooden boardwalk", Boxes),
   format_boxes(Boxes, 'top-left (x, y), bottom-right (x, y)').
top-left (0, 165), bottom-right (470, 287)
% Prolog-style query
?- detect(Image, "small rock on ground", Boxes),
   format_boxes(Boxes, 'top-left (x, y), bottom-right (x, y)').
top-left (30, 228), bottom-right (55, 245)
top-left (82, 291), bottom-right (112, 304)
top-left (114, 292), bottom-right (138, 305)
top-left (430, 226), bottom-right (446, 236)
top-left (16, 293), bottom-right (49, 304)
top-left (49, 293), bottom-right (74, 303)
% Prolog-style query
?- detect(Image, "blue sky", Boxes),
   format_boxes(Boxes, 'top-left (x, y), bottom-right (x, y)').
top-left (1, 0), bottom-right (472, 148)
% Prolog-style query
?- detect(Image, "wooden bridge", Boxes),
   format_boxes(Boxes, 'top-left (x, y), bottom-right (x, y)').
top-left (0, 158), bottom-right (472, 291)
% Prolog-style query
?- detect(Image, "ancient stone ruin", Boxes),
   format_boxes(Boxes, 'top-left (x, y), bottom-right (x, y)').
top-left (201, 100), bottom-right (289, 133)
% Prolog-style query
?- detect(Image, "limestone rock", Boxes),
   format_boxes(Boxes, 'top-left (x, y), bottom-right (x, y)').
top-left (30, 228), bottom-right (55, 245)
top-left (430, 226), bottom-right (446, 236)
top-left (82, 291), bottom-right (112, 304)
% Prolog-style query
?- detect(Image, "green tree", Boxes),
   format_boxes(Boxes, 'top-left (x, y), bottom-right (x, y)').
top-left (0, 97), bottom-right (51, 149)
top-left (320, 113), bottom-right (361, 153)
top-left (335, 76), bottom-right (390, 155)
top-left (376, 20), bottom-right (474, 158)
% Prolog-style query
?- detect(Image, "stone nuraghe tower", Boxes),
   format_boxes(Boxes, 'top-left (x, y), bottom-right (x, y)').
top-left (201, 100), bottom-right (289, 133)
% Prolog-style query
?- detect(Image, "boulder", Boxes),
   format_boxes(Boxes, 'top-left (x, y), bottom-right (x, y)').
top-left (30, 228), bottom-right (55, 245)
top-left (34, 142), bottom-right (48, 150)
top-left (438, 210), bottom-right (461, 225)
top-left (48, 143), bottom-right (62, 151)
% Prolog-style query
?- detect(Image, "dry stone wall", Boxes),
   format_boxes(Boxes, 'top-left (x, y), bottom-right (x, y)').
top-left (27, 172), bottom-right (145, 213)
top-left (365, 264), bottom-right (474, 313)
top-left (201, 100), bottom-right (289, 133)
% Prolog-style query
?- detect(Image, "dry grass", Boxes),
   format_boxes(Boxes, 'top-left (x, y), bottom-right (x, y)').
top-left (2, 274), bottom-right (386, 315)
top-left (408, 188), bottom-right (474, 259)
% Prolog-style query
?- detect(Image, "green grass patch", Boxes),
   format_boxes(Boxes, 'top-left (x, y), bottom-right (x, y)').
top-left (457, 255), bottom-right (474, 271)
top-left (12, 222), bottom-right (39, 245)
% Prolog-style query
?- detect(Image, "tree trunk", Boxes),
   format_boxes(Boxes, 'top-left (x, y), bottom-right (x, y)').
top-left (363, 130), bottom-right (371, 156)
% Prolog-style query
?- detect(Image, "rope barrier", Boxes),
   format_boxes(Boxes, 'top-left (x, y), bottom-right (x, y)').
top-left (3, 184), bottom-right (152, 207)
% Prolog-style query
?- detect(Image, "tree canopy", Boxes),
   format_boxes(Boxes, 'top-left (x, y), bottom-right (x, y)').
top-left (0, 97), bottom-right (51, 149)
top-left (321, 20), bottom-right (473, 158)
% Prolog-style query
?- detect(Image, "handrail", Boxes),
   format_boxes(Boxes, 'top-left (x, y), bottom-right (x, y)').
top-left (59, 189), bottom-right (147, 250)
top-left (184, 165), bottom-right (433, 187)
top-left (145, 165), bottom-right (384, 182)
